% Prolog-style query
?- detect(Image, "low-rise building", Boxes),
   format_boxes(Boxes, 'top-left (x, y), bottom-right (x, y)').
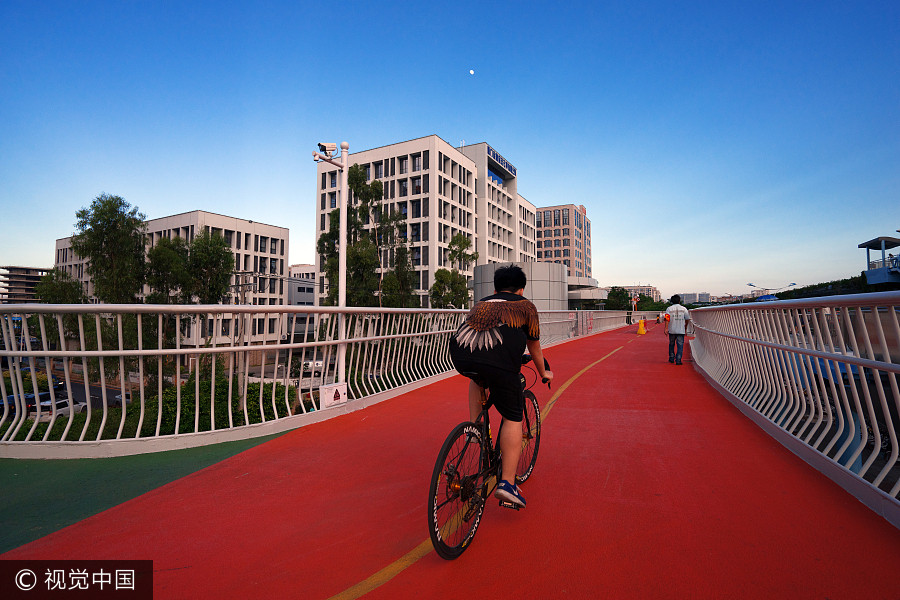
top-left (0, 266), bottom-right (50, 304)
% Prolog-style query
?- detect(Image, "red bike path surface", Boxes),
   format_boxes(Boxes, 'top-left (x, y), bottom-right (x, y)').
top-left (3, 322), bottom-right (900, 599)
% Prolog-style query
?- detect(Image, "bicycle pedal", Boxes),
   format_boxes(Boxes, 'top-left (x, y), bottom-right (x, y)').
top-left (498, 500), bottom-right (521, 511)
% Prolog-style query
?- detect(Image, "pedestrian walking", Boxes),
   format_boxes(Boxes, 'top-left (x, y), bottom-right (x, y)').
top-left (665, 295), bottom-right (691, 365)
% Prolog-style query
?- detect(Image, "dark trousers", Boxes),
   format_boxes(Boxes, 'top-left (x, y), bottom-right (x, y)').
top-left (668, 334), bottom-right (685, 363)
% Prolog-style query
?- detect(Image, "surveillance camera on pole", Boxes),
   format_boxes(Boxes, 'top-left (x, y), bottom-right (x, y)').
top-left (312, 141), bottom-right (350, 383)
top-left (317, 142), bottom-right (337, 157)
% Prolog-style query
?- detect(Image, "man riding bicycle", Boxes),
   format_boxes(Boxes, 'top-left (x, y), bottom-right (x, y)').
top-left (449, 265), bottom-right (553, 508)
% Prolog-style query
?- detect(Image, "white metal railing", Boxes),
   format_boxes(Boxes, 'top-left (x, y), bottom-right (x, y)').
top-left (0, 304), bottom-right (630, 457)
top-left (690, 292), bottom-right (900, 506)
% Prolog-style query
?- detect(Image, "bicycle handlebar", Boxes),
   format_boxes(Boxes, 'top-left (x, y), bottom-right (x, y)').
top-left (523, 354), bottom-right (552, 389)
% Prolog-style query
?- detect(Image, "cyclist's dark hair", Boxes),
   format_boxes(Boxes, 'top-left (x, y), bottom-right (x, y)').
top-left (671, 295), bottom-right (682, 305)
top-left (494, 265), bottom-right (527, 293)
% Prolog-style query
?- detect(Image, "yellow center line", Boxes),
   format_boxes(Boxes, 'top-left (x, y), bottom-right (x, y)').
top-left (328, 345), bottom-right (624, 600)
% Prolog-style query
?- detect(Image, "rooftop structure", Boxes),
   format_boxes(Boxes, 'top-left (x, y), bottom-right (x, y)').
top-left (859, 233), bottom-right (900, 285)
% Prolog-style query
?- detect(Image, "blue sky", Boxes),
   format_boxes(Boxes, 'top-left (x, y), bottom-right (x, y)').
top-left (1, 1), bottom-right (897, 298)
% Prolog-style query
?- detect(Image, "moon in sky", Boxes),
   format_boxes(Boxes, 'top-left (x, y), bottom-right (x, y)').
top-left (469, 69), bottom-right (475, 75)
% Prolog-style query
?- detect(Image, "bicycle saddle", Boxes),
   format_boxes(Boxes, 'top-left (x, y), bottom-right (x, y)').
top-left (459, 371), bottom-right (488, 388)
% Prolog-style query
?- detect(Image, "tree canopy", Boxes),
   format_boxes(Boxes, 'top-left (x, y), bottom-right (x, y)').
top-left (71, 193), bottom-right (147, 303)
top-left (146, 236), bottom-right (190, 304)
top-left (188, 230), bottom-right (234, 304)
top-left (317, 163), bottom-right (417, 307)
top-left (34, 268), bottom-right (87, 304)
top-left (429, 268), bottom-right (469, 309)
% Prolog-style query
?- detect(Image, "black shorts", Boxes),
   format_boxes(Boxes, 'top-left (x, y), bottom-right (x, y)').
top-left (450, 356), bottom-right (524, 422)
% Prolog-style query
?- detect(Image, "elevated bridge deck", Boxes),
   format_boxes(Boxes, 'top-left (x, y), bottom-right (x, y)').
top-left (3, 322), bottom-right (899, 599)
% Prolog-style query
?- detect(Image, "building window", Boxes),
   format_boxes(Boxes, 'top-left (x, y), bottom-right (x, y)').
top-left (399, 157), bottom-right (409, 174)
top-left (375, 162), bottom-right (384, 178)
top-left (330, 172), bottom-right (337, 188)
top-left (563, 209), bottom-right (569, 225)
top-left (412, 154), bottom-right (422, 172)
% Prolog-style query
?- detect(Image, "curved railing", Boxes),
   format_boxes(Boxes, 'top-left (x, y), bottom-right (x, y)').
top-left (690, 292), bottom-right (900, 517)
top-left (0, 305), bottom-right (630, 458)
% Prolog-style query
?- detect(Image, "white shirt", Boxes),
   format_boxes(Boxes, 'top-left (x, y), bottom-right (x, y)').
top-left (665, 304), bottom-right (690, 335)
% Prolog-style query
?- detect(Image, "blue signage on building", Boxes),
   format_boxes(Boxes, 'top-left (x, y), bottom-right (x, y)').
top-left (486, 145), bottom-right (516, 177)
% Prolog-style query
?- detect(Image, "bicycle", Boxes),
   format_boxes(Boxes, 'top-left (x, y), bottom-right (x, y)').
top-left (427, 355), bottom-right (550, 560)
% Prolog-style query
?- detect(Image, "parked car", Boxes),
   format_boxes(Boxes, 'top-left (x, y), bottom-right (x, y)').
top-left (1, 394), bottom-right (20, 416)
top-left (302, 361), bottom-right (324, 376)
top-left (1, 391), bottom-right (84, 418)
top-left (112, 392), bottom-right (132, 407)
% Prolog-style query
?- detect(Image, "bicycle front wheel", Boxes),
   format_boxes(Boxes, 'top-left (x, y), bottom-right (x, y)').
top-left (516, 390), bottom-right (541, 484)
top-left (428, 422), bottom-right (486, 560)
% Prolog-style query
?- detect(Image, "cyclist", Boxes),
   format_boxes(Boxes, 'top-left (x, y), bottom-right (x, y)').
top-left (449, 265), bottom-right (553, 508)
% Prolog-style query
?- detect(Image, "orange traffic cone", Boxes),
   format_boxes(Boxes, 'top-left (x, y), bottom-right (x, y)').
top-left (637, 319), bottom-right (646, 335)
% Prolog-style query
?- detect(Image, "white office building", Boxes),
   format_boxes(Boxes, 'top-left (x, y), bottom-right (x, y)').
top-left (314, 135), bottom-right (538, 307)
top-left (55, 210), bottom-right (289, 343)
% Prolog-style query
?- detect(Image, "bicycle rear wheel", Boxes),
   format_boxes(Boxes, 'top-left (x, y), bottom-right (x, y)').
top-left (428, 422), bottom-right (486, 560)
top-left (516, 390), bottom-right (541, 483)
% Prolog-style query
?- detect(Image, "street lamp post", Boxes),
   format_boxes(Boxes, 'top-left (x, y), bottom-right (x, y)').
top-left (313, 142), bottom-right (350, 383)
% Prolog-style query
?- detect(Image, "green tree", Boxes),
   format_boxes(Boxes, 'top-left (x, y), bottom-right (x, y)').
top-left (188, 230), bottom-right (234, 304)
top-left (637, 294), bottom-right (667, 312)
top-left (346, 236), bottom-right (380, 307)
top-left (71, 193), bottom-right (147, 303)
top-left (318, 164), bottom-right (416, 307)
top-left (382, 246), bottom-right (418, 308)
top-left (447, 233), bottom-right (478, 271)
top-left (316, 210), bottom-right (341, 306)
top-left (34, 268), bottom-right (86, 304)
top-left (429, 268), bottom-right (469, 309)
top-left (427, 233), bottom-right (477, 308)
top-left (605, 286), bottom-right (630, 310)
top-left (146, 236), bottom-right (189, 304)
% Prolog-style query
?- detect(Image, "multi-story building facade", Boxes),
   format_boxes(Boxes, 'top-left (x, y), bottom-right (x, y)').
top-left (287, 263), bottom-right (316, 343)
top-left (315, 136), bottom-right (613, 308)
top-left (458, 143), bottom-right (537, 265)
top-left (57, 210), bottom-right (289, 306)
top-left (316, 136), bottom-right (480, 307)
top-left (0, 266), bottom-right (50, 304)
top-left (535, 204), bottom-right (592, 278)
top-left (56, 210), bottom-right (289, 342)
top-left (621, 285), bottom-right (662, 303)
top-left (678, 292), bottom-right (711, 304)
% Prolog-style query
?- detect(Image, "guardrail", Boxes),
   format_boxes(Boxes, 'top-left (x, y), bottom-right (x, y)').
top-left (0, 304), bottom-right (630, 458)
top-left (689, 292), bottom-right (900, 521)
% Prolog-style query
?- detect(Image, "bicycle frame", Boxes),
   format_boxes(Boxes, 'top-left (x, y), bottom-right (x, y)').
top-left (428, 357), bottom-right (547, 559)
